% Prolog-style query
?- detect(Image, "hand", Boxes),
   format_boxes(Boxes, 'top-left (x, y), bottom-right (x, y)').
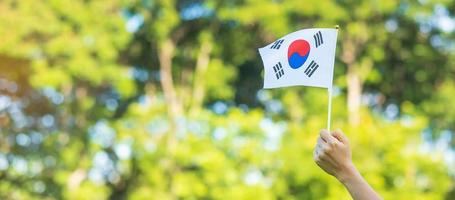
top-left (313, 129), bottom-right (356, 182)
top-left (314, 129), bottom-right (382, 200)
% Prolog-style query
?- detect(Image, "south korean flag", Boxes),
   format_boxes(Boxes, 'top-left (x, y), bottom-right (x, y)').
top-left (258, 28), bottom-right (338, 89)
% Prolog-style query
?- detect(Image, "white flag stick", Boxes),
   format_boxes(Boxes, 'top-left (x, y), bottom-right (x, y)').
top-left (327, 25), bottom-right (339, 131)
top-left (327, 88), bottom-right (333, 131)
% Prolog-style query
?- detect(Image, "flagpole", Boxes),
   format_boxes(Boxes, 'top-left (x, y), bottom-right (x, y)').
top-left (327, 25), bottom-right (339, 131)
top-left (327, 88), bottom-right (332, 131)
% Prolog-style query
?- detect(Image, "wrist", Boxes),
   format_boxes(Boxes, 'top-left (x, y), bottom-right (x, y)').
top-left (336, 163), bottom-right (360, 184)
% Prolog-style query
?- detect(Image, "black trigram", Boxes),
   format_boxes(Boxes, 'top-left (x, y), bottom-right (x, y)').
top-left (304, 60), bottom-right (319, 77)
top-left (273, 62), bottom-right (284, 79)
top-left (270, 39), bottom-right (284, 49)
top-left (313, 31), bottom-right (323, 47)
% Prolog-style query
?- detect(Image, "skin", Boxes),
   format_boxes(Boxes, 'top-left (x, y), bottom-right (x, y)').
top-left (314, 129), bottom-right (382, 200)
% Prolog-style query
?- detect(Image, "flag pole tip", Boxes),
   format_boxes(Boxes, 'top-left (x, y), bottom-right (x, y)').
top-left (335, 25), bottom-right (340, 29)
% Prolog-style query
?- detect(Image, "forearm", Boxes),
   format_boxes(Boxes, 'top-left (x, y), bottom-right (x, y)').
top-left (338, 165), bottom-right (382, 200)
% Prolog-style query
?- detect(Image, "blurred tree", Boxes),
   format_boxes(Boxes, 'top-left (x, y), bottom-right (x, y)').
top-left (0, 0), bottom-right (134, 198)
top-left (0, 0), bottom-right (454, 199)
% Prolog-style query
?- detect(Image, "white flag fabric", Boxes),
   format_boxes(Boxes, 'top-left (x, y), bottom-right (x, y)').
top-left (259, 28), bottom-right (338, 89)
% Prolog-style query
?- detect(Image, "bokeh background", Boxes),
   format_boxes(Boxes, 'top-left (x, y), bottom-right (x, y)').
top-left (1, 0), bottom-right (455, 199)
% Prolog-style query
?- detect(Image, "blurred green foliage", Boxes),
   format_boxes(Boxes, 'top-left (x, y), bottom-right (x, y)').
top-left (0, 0), bottom-right (454, 199)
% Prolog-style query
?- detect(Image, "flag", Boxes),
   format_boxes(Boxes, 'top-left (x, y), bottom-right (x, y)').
top-left (259, 28), bottom-right (338, 89)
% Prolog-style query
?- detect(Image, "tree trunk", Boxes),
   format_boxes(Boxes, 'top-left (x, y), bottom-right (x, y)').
top-left (157, 39), bottom-right (182, 146)
top-left (347, 66), bottom-right (362, 125)
top-left (157, 38), bottom-right (182, 200)
top-left (342, 39), bottom-right (362, 126)
top-left (190, 40), bottom-right (212, 116)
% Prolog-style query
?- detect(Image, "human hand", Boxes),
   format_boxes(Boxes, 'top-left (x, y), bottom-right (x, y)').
top-left (313, 129), bottom-right (356, 182)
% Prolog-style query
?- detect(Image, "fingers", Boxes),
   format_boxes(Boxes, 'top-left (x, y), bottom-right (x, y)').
top-left (318, 136), bottom-right (324, 144)
top-left (314, 137), bottom-right (322, 157)
top-left (315, 129), bottom-right (344, 163)
top-left (331, 129), bottom-right (348, 144)
top-left (314, 137), bottom-right (325, 162)
top-left (313, 146), bottom-right (319, 161)
top-left (315, 133), bottom-right (334, 162)
top-left (319, 129), bottom-right (339, 146)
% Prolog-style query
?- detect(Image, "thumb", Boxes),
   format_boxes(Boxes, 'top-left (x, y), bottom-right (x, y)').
top-left (331, 129), bottom-right (348, 144)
